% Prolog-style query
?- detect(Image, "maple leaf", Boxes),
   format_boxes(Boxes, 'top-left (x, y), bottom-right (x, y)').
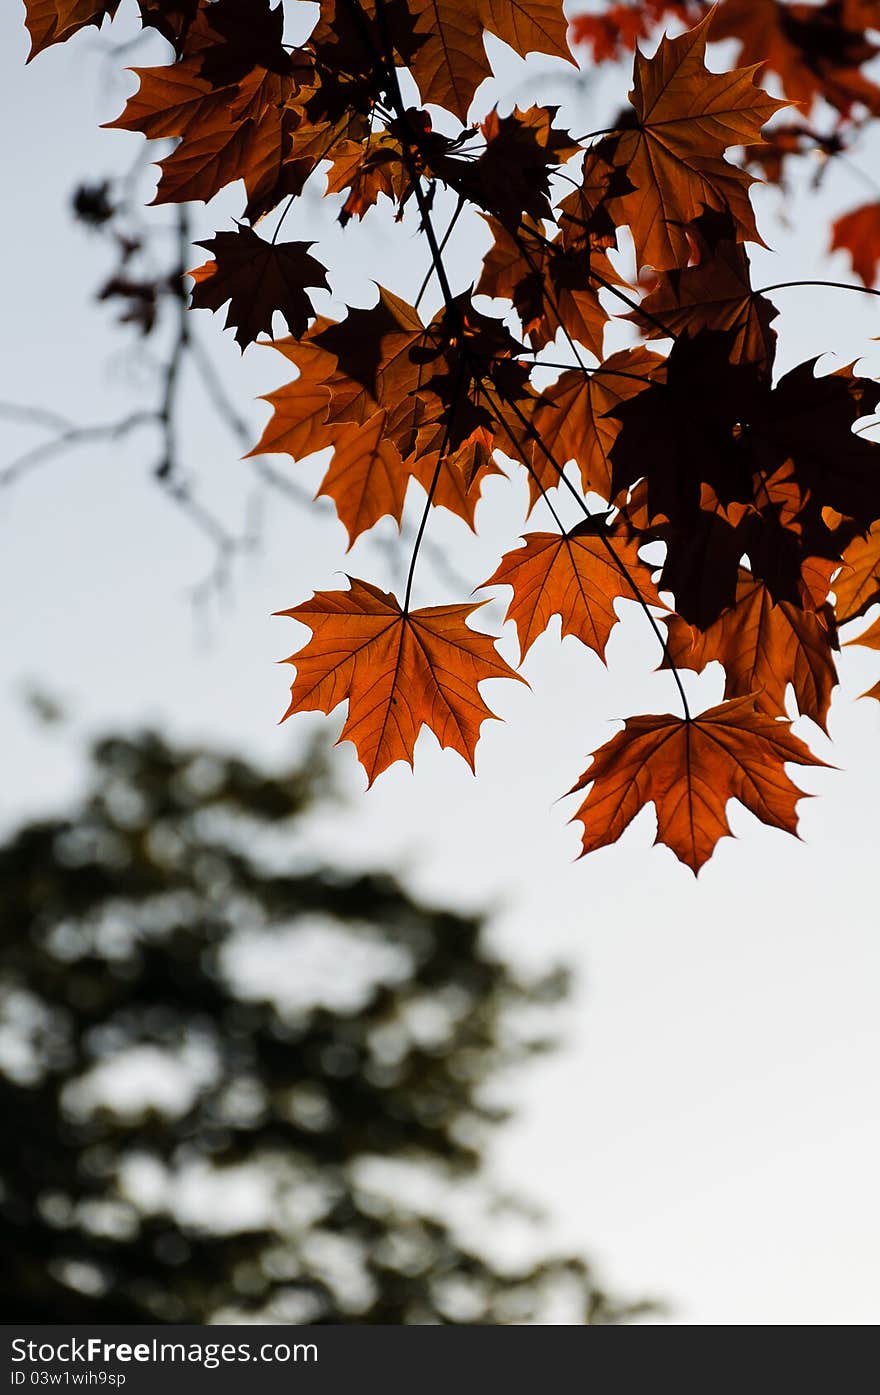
top-left (405, 425), bottom-right (506, 528)
top-left (830, 202), bottom-right (880, 287)
top-left (569, 4), bottom-right (650, 61)
top-left (834, 521), bottom-right (880, 622)
top-left (245, 327), bottom-right (503, 539)
top-left (309, 290), bottom-right (444, 463)
top-left (475, 216), bottom-right (618, 357)
top-left (569, 2), bottom-right (704, 61)
top-left (407, 0), bottom-right (574, 120)
top-left (482, 519), bottom-right (662, 661)
top-left (23, 0), bottom-right (119, 59)
top-left (601, 11), bottom-right (786, 270)
top-left (150, 105), bottom-right (298, 209)
top-left (760, 360), bottom-right (880, 531)
top-left (277, 579), bottom-right (523, 782)
top-left (188, 227), bottom-right (328, 351)
top-left (315, 413), bottom-right (411, 546)
top-left (324, 136), bottom-right (407, 225)
top-left (557, 145), bottom-right (635, 254)
top-left (713, 0), bottom-right (880, 118)
top-left (312, 290), bottom-right (430, 409)
top-left (611, 332), bottom-right (880, 624)
top-left (245, 333), bottom-right (423, 543)
top-left (195, 0), bottom-right (294, 86)
top-left (650, 508), bottom-right (748, 630)
top-left (137, 0), bottom-right (200, 49)
top-left (105, 10), bottom-right (310, 208)
top-left (745, 121), bottom-right (841, 187)
top-left (527, 347), bottom-right (665, 504)
top-left (801, 554), bottom-right (839, 611)
top-left (569, 697), bottom-right (827, 873)
top-left (844, 612), bottom-right (880, 699)
top-left (662, 572), bottom-right (839, 729)
top-left (844, 0), bottom-right (880, 28)
top-left (628, 223), bottom-right (778, 372)
top-left (106, 59), bottom-right (224, 144)
top-left (246, 333), bottom-right (339, 463)
top-left (314, 288), bottom-right (531, 467)
top-left (306, 0), bottom-right (426, 126)
top-left (436, 106), bottom-right (577, 231)
top-left (424, 294), bottom-right (533, 454)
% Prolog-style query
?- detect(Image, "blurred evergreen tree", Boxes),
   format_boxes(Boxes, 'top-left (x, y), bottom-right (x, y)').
top-left (0, 730), bottom-right (646, 1323)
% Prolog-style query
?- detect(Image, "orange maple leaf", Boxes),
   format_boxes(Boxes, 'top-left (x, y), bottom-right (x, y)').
top-left (570, 696), bottom-right (827, 873)
top-left (105, 26), bottom-right (305, 208)
top-left (713, 0), bottom-right (880, 117)
top-left (569, 4), bottom-right (649, 61)
top-left (602, 11), bottom-right (786, 270)
top-left (404, 427), bottom-right (506, 529)
top-left (527, 348), bottom-right (665, 504)
top-left (844, 0), bottom-right (880, 28)
top-left (556, 144), bottom-right (632, 255)
top-left (834, 521), bottom-right (880, 622)
top-left (570, 2), bottom-right (703, 62)
top-left (247, 334), bottom-right (339, 462)
top-left (249, 299), bottom-right (503, 523)
top-left (628, 235), bottom-right (778, 370)
top-left (476, 216), bottom-right (619, 358)
top-left (662, 573), bottom-right (839, 730)
top-left (830, 202), bottom-right (880, 287)
top-left (408, 0), bottom-right (574, 120)
top-left (310, 290), bottom-right (433, 429)
top-left (245, 333), bottom-right (420, 544)
top-left (315, 413), bottom-right (411, 546)
top-left (247, 322), bottom-right (503, 540)
top-left (277, 579), bottom-right (523, 783)
top-left (483, 522), bottom-right (662, 661)
top-left (23, 0), bottom-right (118, 58)
top-left (324, 135), bottom-right (406, 224)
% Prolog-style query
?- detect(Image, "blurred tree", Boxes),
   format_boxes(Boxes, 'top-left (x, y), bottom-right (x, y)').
top-left (0, 729), bottom-right (646, 1323)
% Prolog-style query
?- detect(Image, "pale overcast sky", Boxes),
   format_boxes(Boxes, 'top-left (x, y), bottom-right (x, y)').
top-left (3, 3), bottom-right (880, 1324)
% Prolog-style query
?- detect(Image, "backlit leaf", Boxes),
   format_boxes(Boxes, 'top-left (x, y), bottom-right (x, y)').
top-left (602, 12), bottom-right (786, 270)
top-left (408, 0), bottom-right (574, 119)
top-left (189, 227), bottom-right (328, 350)
top-left (23, 0), bottom-right (118, 59)
top-left (483, 521), bottom-right (662, 660)
top-left (570, 697), bottom-right (828, 873)
top-left (662, 573), bottom-right (839, 729)
top-left (278, 579), bottom-right (524, 782)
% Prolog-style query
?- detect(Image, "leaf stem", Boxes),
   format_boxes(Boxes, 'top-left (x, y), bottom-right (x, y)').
top-left (415, 196), bottom-right (466, 311)
top-left (402, 364), bottom-right (466, 613)
top-left (756, 278), bottom-right (880, 298)
top-left (271, 195), bottom-right (297, 245)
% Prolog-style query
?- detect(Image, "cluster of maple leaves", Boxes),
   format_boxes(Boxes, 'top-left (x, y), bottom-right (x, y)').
top-left (23, 0), bottom-right (880, 872)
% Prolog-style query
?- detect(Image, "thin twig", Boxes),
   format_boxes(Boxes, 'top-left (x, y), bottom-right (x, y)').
top-left (0, 411), bottom-right (157, 489)
top-left (757, 278), bottom-right (880, 299)
top-left (0, 402), bottom-right (77, 434)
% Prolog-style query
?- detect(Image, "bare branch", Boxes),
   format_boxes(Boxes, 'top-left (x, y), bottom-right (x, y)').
top-left (0, 410), bottom-right (158, 489)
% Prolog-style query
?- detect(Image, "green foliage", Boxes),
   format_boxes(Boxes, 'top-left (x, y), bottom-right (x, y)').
top-left (0, 730), bottom-right (644, 1323)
